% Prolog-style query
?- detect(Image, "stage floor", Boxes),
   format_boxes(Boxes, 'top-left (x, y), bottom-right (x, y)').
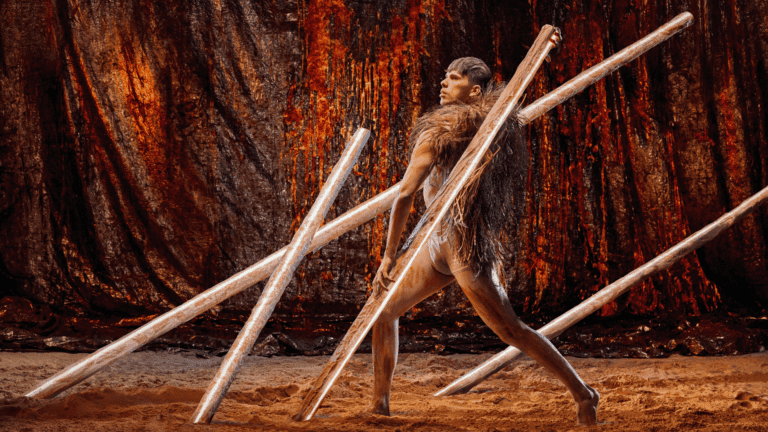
top-left (1, 350), bottom-right (767, 431)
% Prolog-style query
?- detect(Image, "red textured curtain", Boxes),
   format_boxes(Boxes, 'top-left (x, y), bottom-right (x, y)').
top-left (1, 0), bottom-right (766, 328)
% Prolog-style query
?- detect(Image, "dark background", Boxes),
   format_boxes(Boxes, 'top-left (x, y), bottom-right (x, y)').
top-left (1, 0), bottom-right (767, 357)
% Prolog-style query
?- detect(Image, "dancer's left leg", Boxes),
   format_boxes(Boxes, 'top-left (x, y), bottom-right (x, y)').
top-left (452, 266), bottom-right (599, 425)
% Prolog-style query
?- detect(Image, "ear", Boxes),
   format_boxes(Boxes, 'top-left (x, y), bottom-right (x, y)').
top-left (469, 84), bottom-right (482, 97)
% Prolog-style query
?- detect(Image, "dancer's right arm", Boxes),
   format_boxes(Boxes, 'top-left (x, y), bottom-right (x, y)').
top-left (373, 139), bottom-right (434, 294)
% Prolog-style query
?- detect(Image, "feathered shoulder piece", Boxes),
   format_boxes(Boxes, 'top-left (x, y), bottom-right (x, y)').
top-left (408, 83), bottom-right (506, 170)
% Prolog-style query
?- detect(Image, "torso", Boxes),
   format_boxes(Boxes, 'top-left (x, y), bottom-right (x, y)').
top-left (423, 165), bottom-right (449, 206)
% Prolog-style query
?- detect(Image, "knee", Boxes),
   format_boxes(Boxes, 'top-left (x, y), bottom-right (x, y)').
top-left (373, 312), bottom-right (398, 334)
top-left (496, 318), bottom-right (533, 345)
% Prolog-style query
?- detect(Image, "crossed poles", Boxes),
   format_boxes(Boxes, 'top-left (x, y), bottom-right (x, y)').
top-left (26, 12), bottom-right (761, 426)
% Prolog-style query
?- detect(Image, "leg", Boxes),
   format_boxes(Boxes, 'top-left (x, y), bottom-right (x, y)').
top-left (370, 248), bottom-right (454, 415)
top-left (452, 267), bottom-right (599, 425)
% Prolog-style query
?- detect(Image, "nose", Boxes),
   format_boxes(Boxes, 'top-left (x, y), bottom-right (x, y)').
top-left (441, 78), bottom-right (448, 88)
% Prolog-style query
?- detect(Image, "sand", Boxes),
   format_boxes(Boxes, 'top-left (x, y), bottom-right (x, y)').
top-left (1, 350), bottom-right (767, 431)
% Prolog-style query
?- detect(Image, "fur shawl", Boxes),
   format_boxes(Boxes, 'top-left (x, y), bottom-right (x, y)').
top-left (404, 83), bottom-right (528, 273)
top-left (408, 84), bottom-right (503, 170)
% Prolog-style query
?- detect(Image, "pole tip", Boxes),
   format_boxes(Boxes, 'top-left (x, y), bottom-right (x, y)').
top-left (189, 407), bottom-right (213, 424)
top-left (678, 12), bottom-right (694, 26)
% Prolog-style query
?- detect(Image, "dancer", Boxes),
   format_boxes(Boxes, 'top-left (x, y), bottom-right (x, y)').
top-left (370, 57), bottom-right (599, 425)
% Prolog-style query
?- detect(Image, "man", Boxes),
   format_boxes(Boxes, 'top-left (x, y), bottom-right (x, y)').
top-left (370, 57), bottom-right (600, 425)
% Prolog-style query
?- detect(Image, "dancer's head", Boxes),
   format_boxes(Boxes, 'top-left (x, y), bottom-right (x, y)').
top-left (440, 57), bottom-right (491, 105)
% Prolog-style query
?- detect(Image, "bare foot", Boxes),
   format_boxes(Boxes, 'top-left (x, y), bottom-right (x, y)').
top-left (368, 398), bottom-right (390, 416)
top-left (577, 385), bottom-right (600, 426)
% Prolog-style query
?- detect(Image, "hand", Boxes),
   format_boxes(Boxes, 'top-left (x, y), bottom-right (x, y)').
top-left (372, 255), bottom-right (396, 297)
top-left (550, 27), bottom-right (562, 47)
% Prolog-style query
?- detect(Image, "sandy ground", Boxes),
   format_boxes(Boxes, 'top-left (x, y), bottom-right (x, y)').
top-left (1, 350), bottom-right (767, 431)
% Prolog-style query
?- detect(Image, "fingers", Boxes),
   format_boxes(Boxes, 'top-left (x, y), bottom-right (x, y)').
top-left (372, 274), bottom-right (383, 296)
top-left (380, 267), bottom-right (393, 284)
top-left (373, 269), bottom-right (394, 297)
top-left (374, 275), bottom-right (390, 295)
top-left (373, 256), bottom-right (396, 296)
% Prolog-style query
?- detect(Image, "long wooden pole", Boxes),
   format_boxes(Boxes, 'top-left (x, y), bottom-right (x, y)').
top-left (293, 25), bottom-right (561, 422)
top-left (26, 130), bottom-right (387, 401)
top-left (189, 128), bottom-right (369, 424)
top-left (517, 13), bottom-right (692, 126)
top-left (437, 182), bottom-right (768, 396)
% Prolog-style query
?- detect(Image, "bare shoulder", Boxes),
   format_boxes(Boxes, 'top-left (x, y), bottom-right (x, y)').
top-left (410, 131), bottom-right (437, 162)
top-left (398, 132), bottom-right (437, 196)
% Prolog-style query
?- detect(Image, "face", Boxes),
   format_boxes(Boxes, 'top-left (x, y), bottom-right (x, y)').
top-left (439, 70), bottom-right (480, 105)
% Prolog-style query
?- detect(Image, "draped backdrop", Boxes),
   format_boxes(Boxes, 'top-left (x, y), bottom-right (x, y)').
top-left (1, 0), bottom-right (767, 334)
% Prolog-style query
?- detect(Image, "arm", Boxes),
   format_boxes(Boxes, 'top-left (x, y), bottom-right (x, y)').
top-left (373, 139), bottom-right (435, 294)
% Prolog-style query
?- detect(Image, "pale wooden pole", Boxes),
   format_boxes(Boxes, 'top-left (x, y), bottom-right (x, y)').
top-left (189, 128), bottom-right (370, 424)
top-left (517, 13), bottom-right (693, 126)
top-left (437, 182), bottom-right (768, 396)
top-left (293, 25), bottom-right (562, 422)
top-left (26, 181), bottom-right (399, 400)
